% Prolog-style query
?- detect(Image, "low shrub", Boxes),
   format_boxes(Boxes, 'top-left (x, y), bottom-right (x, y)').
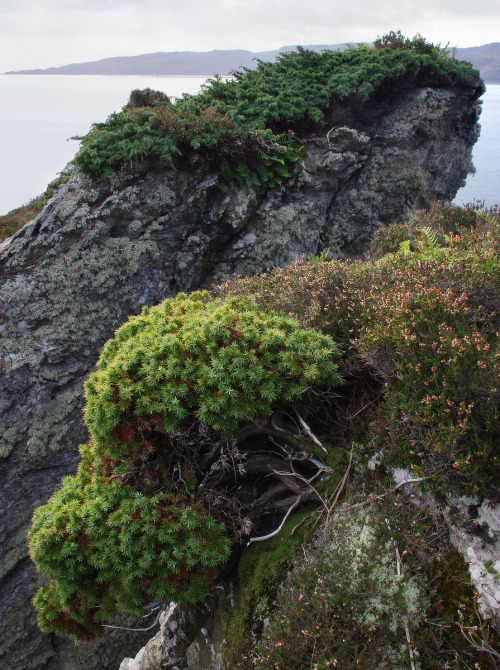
top-left (0, 198), bottom-right (43, 242)
top-left (219, 202), bottom-right (500, 496)
top-left (29, 292), bottom-right (342, 639)
top-left (0, 167), bottom-right (73, 242)
top-left (249, 503), bottom-right (430, 669)
top-left (246, 489), bottom-right (499, 669)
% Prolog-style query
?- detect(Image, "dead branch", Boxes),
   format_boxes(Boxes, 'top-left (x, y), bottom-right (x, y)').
top-left (459, 619), bottom-right (500, 669)
top-left (326, 443), bottom-right (354, 523)
top-left (395, 546), bottom-right (417, 670)
top-left (269, 468), bottom-right (330, 515)
top-left (341, 477), bottom-right (428, 513)
top-left (247, 495), bottom-right (304, 545)
top-left (103, 606), bottom-right (165, 632)
top-left (293, 408), bottom-right (328, 454)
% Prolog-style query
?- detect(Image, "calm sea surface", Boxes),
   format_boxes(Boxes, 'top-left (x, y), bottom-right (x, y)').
top-left (454, 85), bottom-right (500, 208)
top-left (0, 75), bottom-right (498, 216)
top-left (0, 75), bottom-right (206, 215)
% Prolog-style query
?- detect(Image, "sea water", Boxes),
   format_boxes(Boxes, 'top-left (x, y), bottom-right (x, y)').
top-left (0, 75), bottom-right (207, 215)
top-left (0, 75), bottom-right (498, 216)
top-left (454, 85), bottom-right (500, 208)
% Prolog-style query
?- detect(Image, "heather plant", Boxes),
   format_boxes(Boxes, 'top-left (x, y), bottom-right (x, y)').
top-left (245, 488), bottom-right (499, 670)
top-left (219, 202), bottom-right (500, 496)
top-left (72, 36), bottom-right (481, 187)
top-left (0, 197), bottom-right (44, 242)
top-left (373, 29), bottom-right (455, 60)
top-left (29, 291), bottom-right (343, 639)
top-left (248, 504), bottom-right (430, 669)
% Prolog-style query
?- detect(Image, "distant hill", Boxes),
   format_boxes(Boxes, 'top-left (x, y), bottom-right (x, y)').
top-left (455, 43), bottom-right (500, 84)
top-left (2, 44), bottom-right (345, 77)
top-left (5, 42), bottom-right (499, 83)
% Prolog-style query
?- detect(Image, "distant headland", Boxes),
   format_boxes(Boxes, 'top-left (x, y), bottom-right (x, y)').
top-left (5, 42), bottom-right (499, 83)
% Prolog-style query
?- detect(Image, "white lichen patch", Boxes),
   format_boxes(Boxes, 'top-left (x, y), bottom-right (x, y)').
top-left (445, 496), bottom-right (500, 628)
top-left (325, 508), bottom-right (428, 666)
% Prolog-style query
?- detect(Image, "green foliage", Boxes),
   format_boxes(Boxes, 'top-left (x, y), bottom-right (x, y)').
top-left (73, 36), bottom-right (481, 188)
top-left (374, 30), bottom-right (457, 62)
top-left (219, 202), bottom-right (500, 496)
top-left (127, 88), bottom-right (171, 109)
top-left (39, 166), bottom-right (74, 206)
top-left (247, 501), bottom-right (430, 669)
top-left (307, 248), bottom-right (331, 264)
top-left (29, 462), bottom-right (227, 639)
top-left (84, 291), bottom-right (341, 457)
top-left (29, 292), bottom-right (342, 639)
top-left (0, 197), bottom-right (43, 242)
top-left (222, 509), bottom-right (316, 667)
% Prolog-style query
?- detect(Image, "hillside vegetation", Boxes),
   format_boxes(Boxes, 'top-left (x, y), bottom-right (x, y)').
top-left (72, 33), bottom-right (482, 188)
top-left (28, 201), bottom-right (500, 667)
top-left (23, 34), bottom-right (498, 668)
top-left (219, 200), bottom-right (500, 669)
top-left (0, 32), bottom-right (481, 244)
top-left (221, 202), bottom-right (500, 498)
top-left (0, 168), bottom-right (72, 243)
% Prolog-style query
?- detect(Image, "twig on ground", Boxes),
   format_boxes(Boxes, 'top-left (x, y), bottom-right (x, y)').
top-left (290, 510), bottom-right (319, 535)
top-left (293, 408), bottom-right (328, 454)
top-left (340, 477), bottom-right (428, 513)
top-left (393, 477), bottom-right (427, 492)
top-left (345, 394), bottom-right (382, 421)
top-left (459, 618), bottom-right (500, 669)
top-left (395, 546), bottom-right (417, 670)
top-left (269, 468), bottom-right (330, 516)
top-left (103, 605), bottom-right (166, 632)
top-left (326, 443), bottom-right (354, 523)
top-left (247, 495), bottom-right (303, 545)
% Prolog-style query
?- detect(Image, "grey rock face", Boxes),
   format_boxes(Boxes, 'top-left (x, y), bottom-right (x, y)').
top-left (0, 83), bottom-right (482, 670)
top-left (119, 594), bottom-right (226, 670)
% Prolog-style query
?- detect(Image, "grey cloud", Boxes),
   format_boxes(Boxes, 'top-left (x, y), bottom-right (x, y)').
top-left (1, 0), bottom-right (499, 72)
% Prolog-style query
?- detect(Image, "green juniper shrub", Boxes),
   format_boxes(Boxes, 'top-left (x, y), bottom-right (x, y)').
top-left (72, 36), bottom-right (482, 188)
top-left (219, 202), bottom-right (500, 497)
top-left (84, 291), bottom-right (341, 456)
top-left (30, 466), bottom-right (227, 640)
top-left (29, 291), bottom-right (342, 640)
top-left (39, 166), bottom-right (74, 206)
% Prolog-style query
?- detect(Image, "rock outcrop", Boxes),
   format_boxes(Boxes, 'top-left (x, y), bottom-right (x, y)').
top-left (0, 82), bottom-right (482, 670)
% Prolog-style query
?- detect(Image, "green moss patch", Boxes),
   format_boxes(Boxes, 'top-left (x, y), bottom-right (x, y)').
top-left (221, 508), bottom-right (317, 667)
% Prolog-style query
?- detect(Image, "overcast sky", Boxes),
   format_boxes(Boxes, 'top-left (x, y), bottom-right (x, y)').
top-left (1, 0), bottom-right (499, 72)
